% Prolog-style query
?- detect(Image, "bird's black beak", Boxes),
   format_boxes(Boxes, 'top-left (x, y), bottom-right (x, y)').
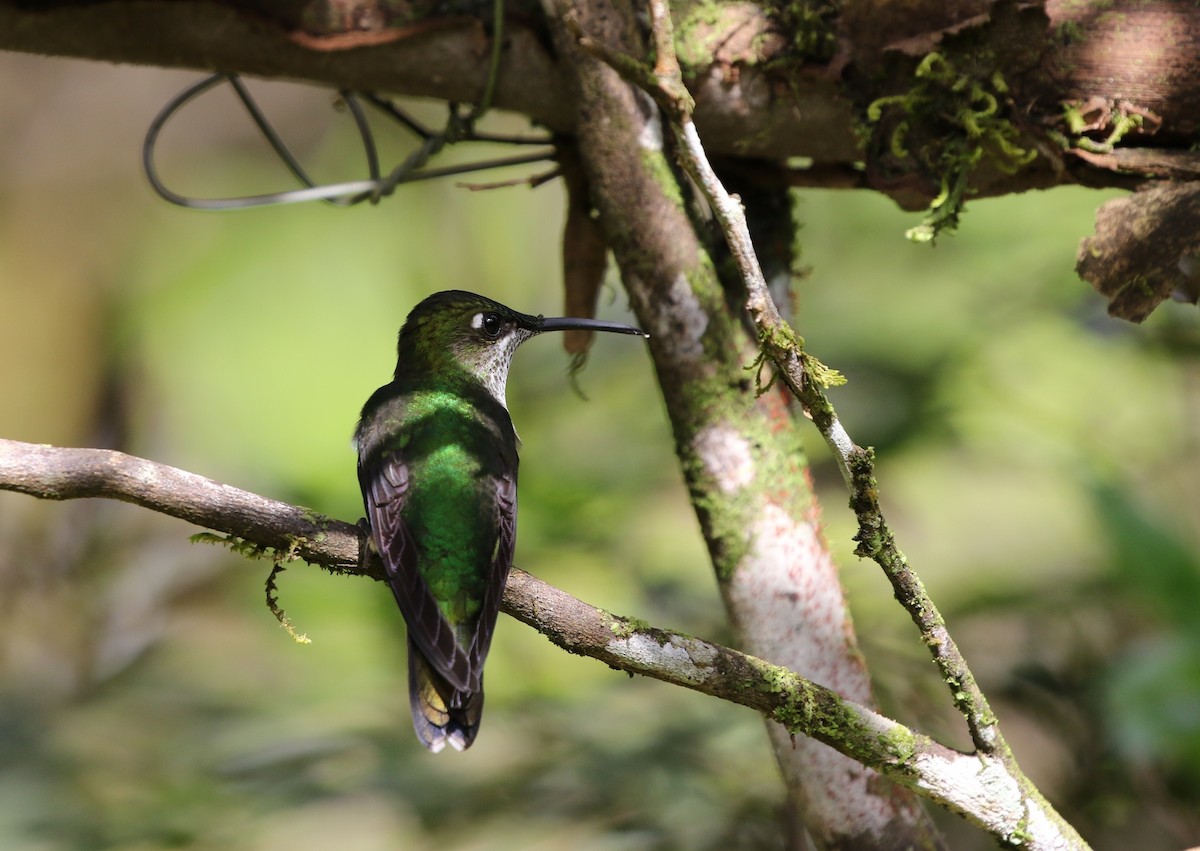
top-left (537, 316), bottom-right (649, 338)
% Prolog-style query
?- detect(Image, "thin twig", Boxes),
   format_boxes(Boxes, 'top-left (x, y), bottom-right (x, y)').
top-left (456, 166), bottom-right (561, 191)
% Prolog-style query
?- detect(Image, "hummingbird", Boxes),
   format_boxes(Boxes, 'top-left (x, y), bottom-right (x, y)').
top-left (355, 290), bottom-right (646, 752)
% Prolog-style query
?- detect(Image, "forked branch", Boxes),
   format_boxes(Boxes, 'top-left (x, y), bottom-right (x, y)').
top-left (560, 4), bottom-right (1092, 847)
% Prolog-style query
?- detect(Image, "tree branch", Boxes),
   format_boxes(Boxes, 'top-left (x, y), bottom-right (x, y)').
top-left (623, 0), bottom-right (997, 756)
top-left (540, 0), bottom-right (942, 846)
top-left (0, 438), bottom-right (364, 575)
top-left (4, 0), bottom-right (1200, 193)
top-left (9, 0), bottom-right (1200, 324)
top-left (590, 6), bottom-right (1091, 848)
top-left (0, 436), bottom-right (1088, 844)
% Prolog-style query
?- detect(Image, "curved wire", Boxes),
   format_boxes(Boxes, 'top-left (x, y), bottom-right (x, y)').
top-left (343, 91), bottom-right (382, 185)
top-left (144, 73), bottom-right (381, 209)
top-left (143, 73), bottom-right (556, 211)
top-left (227, 76), bottom-right (381, 200)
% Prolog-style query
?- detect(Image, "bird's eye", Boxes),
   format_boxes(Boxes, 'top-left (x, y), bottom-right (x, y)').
top-left (479, 312), bottom-right (503, 339)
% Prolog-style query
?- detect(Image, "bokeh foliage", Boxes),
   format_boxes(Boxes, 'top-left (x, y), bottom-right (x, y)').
top-left (1, 56), bottom-right (1197, 849)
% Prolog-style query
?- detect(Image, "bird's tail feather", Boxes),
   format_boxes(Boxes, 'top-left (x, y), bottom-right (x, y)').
top-left (408, 638), bottom-right (483, 752)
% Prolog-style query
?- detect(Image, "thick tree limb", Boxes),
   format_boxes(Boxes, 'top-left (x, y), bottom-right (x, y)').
top-left (0, 437), bottom-right (1088, 846)
top-left (0, 0), bottom-right (854, 164)
top-left (2, 0), bottom-right (1200, 186)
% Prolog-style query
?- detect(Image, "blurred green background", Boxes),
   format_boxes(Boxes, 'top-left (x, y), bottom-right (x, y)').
top-left (1, 53), bottom-right (1198, 850)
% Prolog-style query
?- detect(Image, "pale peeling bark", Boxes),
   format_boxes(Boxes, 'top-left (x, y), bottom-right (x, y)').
top-left (692, 409), bottom-right (905, 844)
top-left (725, 506), bottom-right (901, 848)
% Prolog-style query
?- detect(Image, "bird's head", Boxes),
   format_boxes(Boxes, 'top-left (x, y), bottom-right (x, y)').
top-left (393, 290), bottom-right (646, 405)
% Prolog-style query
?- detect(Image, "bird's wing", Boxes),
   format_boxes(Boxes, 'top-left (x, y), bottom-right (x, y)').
top-left (466, 468), bottom-right (516, 678)
top-left (360, 446), bottom-right (478, 693)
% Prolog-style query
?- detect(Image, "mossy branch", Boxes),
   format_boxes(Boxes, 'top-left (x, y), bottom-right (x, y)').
top-left (866, 51), bottom-right (1037, 244)
top-left (577, 5), bottom-right (1090, 847)
top-left (544, 2), bottom-right (940, 844)
top-left (0, 436), bottom-right (1085, 844)
top-left (625, 0), bottom-right (1005, 757)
